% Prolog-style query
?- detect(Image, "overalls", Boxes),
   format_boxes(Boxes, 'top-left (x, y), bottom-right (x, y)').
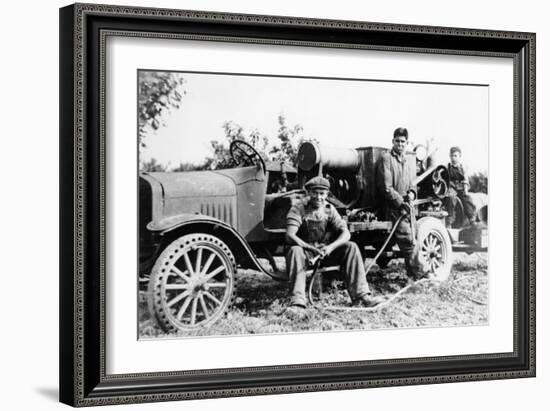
top-left (286, 204), bottom-right (371, 306)
top-left (445, 163), bottom-right (476, 226)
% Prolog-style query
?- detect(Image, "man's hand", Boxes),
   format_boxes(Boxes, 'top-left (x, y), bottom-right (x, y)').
top-left (304, 243), bottom-right (323, 256)
top-left (319, 244), bottom-right (334, 257)
top-left (400, 202), bottom-right (411, 216)
top-left (286, 225), bottom-right (322, 256)
top-left (403, 191), bottom-right (415, 203)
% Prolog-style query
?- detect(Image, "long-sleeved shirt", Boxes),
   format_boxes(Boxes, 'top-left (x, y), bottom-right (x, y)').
top-left (376, 148), bottom-right (414, 210)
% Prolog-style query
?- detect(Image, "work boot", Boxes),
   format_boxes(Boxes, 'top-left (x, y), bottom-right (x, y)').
top-left (352, 294), bottom-right (385, 308)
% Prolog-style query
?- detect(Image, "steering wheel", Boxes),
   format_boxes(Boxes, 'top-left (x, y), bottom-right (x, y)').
top-left (229, 140), bottom-right (266, 174)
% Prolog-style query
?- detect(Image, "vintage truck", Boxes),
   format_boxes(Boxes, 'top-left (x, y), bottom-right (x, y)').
top-left (139, 140), bottom-right (487, 333)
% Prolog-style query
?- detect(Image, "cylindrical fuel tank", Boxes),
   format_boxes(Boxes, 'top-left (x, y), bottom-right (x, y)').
top-left (297, 142), bottom-right (360, 172)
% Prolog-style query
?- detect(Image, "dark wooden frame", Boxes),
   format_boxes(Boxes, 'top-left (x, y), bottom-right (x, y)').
top-left (59, 3), bottom-right (536, 407)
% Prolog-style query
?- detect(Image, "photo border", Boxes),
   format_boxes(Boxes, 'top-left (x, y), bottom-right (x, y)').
top-left (59, 3), bottom-right (535, 406)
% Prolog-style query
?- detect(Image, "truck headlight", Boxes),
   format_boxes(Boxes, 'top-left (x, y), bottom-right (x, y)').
top-left (414, 144), bottom-right (428, 162)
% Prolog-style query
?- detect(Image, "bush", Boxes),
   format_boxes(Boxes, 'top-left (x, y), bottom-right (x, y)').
top-left (469, 171), bottom-right (488, 193)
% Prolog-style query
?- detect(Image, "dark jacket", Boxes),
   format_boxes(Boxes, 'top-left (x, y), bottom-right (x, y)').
top-left (376, 148), bottom-right (414, 212)
top-left (448, 162), bottom-right (469, 192)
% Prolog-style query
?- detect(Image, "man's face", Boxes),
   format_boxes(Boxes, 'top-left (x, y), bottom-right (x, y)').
top-left (392, 135), bottom-right (408, 155)
top-left (450, 151), bottom-right (461, 165)
top-left (308, 188), bottom-right (329, 208)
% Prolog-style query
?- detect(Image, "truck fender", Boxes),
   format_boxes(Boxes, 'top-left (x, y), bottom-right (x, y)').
top-left (148, 214), bottom-right (287, 281)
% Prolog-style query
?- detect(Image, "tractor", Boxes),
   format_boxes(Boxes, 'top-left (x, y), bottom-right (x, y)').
top-left (139, 139), bottom-right (487, 333)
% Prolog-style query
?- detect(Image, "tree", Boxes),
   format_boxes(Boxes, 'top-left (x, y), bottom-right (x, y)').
top-left (469, 171), bottom-right (488, 193)
top-left (141, 115), bottom-right (307, 172)
top-left (203, 121), bottom-right (270, 170)
top-left (203, 115), bottom-right (307, 170)
top-left (141, 158), bottom-right (167, 172)
top-left (138, 71), bottom-right (186, 149)
top-left (172, 162), bottom-right (208, 172)
top-left (269, 114), bottom-right (304, 164)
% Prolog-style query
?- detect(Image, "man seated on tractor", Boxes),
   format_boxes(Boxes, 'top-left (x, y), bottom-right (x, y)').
top-left (376, 127), bottom-right (422, 280)
top-left (285, 176), bottom-right (384, 309)
top-left (445, 146), bottom-right (476, 227)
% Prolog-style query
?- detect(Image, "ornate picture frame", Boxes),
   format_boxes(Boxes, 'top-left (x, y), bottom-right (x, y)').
top-left (59, 3), bottom-right (535, 407)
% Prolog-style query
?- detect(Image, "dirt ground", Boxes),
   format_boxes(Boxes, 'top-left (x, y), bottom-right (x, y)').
top-left (139, 253), bottom-right (488, 338)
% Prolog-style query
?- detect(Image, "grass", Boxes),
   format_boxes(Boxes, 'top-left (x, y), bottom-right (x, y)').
top-left (139, 253), bottom-right (488, 339)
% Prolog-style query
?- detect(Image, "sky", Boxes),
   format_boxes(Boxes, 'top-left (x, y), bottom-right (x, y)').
top-left (140, 71), bottom-right (489, 173)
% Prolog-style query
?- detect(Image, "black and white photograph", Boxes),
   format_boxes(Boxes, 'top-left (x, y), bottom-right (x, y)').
top-left (54, 1), bottom-right (537, 407)
top-left (137, 70), bottom-right (489, 338)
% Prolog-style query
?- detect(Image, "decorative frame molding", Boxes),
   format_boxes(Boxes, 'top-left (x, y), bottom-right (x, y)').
top-left (60, 3), bottom-right (535, 407)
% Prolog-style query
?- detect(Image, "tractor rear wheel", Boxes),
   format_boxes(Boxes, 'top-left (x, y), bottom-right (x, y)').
top-left (147, 233), bottom-right (236, 333)
top-left (416, 217), bottom-right (453, 281)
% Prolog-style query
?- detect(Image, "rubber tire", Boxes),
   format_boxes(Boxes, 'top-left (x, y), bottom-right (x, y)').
top-left (147, 233), bottom-right (236, 333)
top-left (415, 217), bottom-right (453, 281)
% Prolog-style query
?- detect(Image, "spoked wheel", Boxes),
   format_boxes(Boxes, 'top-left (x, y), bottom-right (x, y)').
top-left (147, 233), bottom-right (236, 333)
top-left (416, 217), bottom-right (453, 281)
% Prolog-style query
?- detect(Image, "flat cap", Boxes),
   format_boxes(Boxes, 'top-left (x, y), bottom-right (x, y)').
top-left (449, 146), bottom-right (462, 155)
top-left (304, 176), bottom-right (330, 190)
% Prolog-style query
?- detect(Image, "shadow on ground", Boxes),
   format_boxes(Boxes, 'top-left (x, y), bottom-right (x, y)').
top-left (36, 387), bottom-right (58, 402)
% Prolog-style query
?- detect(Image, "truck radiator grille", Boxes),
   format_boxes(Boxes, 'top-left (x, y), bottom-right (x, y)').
top-left (200, 201), bottom-right (235, 226)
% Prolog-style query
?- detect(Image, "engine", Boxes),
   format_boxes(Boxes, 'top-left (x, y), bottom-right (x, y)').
top-left (296, 141), bottom-right (450, 218)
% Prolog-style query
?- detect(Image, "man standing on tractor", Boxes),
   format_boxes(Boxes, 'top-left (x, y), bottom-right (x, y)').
top-left (376, 127), bottom-right (421, 280)
top-left (285, 176), bottom-right (384, 309)
top-left (445, 146), bottom-right (476, 227)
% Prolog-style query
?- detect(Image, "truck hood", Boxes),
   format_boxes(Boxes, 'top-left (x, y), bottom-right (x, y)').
top-left (144, 166), bottom-right (262, 199)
